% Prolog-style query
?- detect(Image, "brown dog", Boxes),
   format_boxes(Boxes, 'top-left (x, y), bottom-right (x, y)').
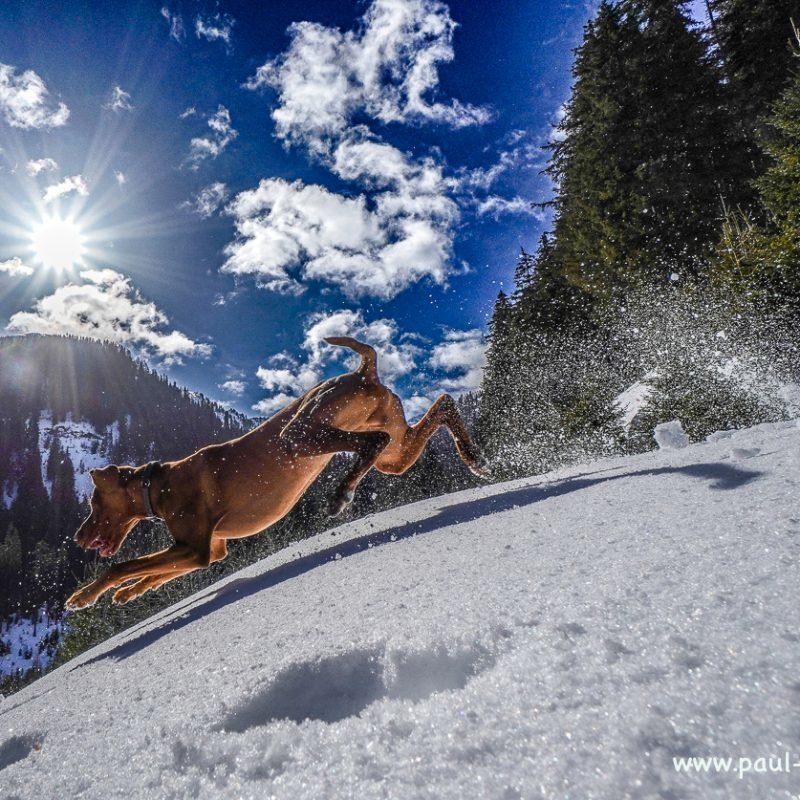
top-left (65, 337), bottom-right (486, 609)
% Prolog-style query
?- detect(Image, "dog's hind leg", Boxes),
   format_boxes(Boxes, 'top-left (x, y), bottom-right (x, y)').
top-left (281, 423), bottom-right (391, 515)
top-left (376, 394), bottom-right (487, 478)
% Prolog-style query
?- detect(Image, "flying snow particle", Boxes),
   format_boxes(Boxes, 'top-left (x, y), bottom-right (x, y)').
top-left (653, 420), bottom-right (690, 450)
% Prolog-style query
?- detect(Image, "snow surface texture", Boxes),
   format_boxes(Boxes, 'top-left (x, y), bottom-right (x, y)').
top-left (1, 420), bottom-right (800, 799)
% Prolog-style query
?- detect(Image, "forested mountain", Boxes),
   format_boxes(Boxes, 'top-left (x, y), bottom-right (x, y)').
top-left (477, 0), bottom-right (800, 477)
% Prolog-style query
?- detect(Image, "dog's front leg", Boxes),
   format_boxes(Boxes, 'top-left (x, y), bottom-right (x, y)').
top-left (66, 542), bottom-right (205, 610)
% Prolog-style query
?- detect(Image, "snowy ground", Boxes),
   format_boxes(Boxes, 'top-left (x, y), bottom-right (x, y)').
top-left (1, 420), bottom-right (799, 799)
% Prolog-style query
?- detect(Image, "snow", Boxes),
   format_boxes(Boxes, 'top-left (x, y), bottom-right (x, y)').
top-left (653, 419), bottom-right (690, 450)
top-left (1, 480), bottom-right (18, 510)
top-left (1, 420), bottom-right (800, 798)
top-left (614, 371), bottom-right (658, 432)
top-left (37, 411), bottom-right (118, 499)
top-left (0, 608), bottom-right (65, 678)
top-left (37, 410), bottom-right (54, 497)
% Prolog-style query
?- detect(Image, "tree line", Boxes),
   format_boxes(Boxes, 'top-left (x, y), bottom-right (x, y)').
top-left (476, 0), bottom-right (800, 476)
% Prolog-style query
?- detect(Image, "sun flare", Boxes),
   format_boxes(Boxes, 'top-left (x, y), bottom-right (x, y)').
top-left (31, 217), bottom-right (85, 270)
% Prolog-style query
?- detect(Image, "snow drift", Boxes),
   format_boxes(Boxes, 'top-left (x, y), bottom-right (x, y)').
top-left (1, 420), bottom-right (799, 799)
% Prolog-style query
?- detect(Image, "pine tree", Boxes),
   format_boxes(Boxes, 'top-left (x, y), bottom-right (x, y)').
top-left (513, 234), bottom-right (592, 332)
top-left (475, 292), bottom-right (517, 464)
top-left (708, 0), bottom-right (800, 144)
top-left (547, 0), bottom-right (745, 303)
top-left (713, 62), bottom-right (800, 307)
top-left (512, 248), bottom-right (537, 300)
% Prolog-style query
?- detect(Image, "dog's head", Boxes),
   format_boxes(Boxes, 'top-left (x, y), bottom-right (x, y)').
top-left (74, 465), bottom-right (141, 557)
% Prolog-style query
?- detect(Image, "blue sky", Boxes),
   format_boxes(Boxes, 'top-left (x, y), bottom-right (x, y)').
top-left (0, 0), bottom-right (601, 417)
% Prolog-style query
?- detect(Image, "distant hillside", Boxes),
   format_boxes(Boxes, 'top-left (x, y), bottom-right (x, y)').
top-left (0, 334), bottom-right (249, 618)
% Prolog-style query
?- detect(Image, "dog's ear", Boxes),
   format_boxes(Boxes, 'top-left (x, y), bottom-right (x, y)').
top-left (117, 466), bottom-right (135, 487)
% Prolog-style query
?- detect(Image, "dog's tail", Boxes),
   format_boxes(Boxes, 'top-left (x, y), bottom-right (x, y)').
top-left (324, 336), bottom-right (379, 381)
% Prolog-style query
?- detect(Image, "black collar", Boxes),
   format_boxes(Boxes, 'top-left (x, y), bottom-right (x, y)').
top-left (140, 461), bottom-right (162, 518)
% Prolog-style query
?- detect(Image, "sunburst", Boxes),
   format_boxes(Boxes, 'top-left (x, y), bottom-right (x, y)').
top-left (31, 216), bottom-right (85, 270)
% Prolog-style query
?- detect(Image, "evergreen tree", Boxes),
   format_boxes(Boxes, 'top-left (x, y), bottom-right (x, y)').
top-left (708, 0), bottom-right (800, 148)
top-left (512, 248), bottom-right (537, 300)
top-left (513, 234), bottom-right (592, 332)
top-left (0, 524), bottom-right (22, 615)
top-left (547, 0), bottom-right (744, 303)
top-left (713, 61), bottom-right (800, 307)
top-left (475, 292), bottom-right (517, 462)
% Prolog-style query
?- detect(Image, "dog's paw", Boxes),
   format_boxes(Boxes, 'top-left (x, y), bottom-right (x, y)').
top-left (65, 586), bottom-right (99, 611)
top-left (328, 488), bottom-right (355, 518)
top-left (459, 446), bottom-right (493, 481)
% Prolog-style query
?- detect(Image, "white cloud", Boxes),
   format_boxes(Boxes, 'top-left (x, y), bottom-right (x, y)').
top-left (219, 379), bottom-right (245, 396)
top-left (115, 171), bottom-right (126, 186)
top-left (429, 328), bottom-right (486, 393)
top-left (179, 106), bottom-right (196, 119)
top-left (459, 138), bottom-right (537, 192)
top-left (195, 13), bottom-right (234, 47)
top-left (223, 137), bottom-right (458, 299)
top-left (160, 7), bottom-right (185, 42)
top-left (183, 182), bottom-right (228, 218)
top-left (247, 0), bottom-right (490, 152)
top-left (253, 309), bottom-right (422, 413)
top-left (455, 130), bottom-right (542, 213)
top-left (252, 391), bottom-right (299, 417)
top-left (26, 157), bottom-right (58, 176)
top-left (0, 63), bottom-right (69, 129)
top-left (0, 257), bottom-right (34, 277)
top-left (550, 103), bottom-right (568, 143)
top-left (104, 85), bottom-right (134, 112)
top-left (404, 393), bottom-right (433, 421)
top-left (7, 269), bottom-right (211, 364)
top-left (43, 174), bottom-right (88, 204)
top-left (188, 105), bottom-right (237, 167)
top-left (475, 195), bottom-right (540, 220)
top-left (231, 1), bottom-right (497, 301)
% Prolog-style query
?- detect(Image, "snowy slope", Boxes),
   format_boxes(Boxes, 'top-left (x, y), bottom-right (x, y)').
top-left (37, 411), bottom-right (121, 500)
top-left (1, 420), bottom-right (799, 799)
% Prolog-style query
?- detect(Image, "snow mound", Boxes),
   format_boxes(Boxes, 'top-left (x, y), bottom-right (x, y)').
top-left (1, 420), bottom-right (799, 799)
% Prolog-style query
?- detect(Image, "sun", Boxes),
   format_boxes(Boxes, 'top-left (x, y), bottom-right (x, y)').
top-left (31, 217), bottom-right (85, 270)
